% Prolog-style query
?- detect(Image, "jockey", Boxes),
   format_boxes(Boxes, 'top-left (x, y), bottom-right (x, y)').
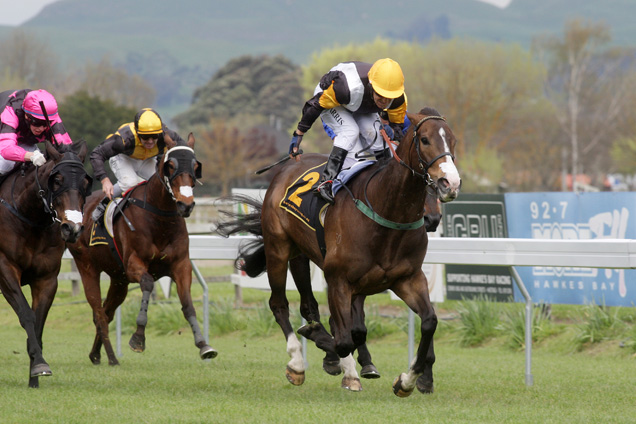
top-left (90, 108), bottom-right (185, 221)
top-left (288, 58), bottom-right (407, 204)
top-left (0, 89), bottom-right (73, 175)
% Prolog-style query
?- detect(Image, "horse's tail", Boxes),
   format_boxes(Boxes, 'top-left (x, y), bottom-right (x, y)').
top-left (216, 195), bottom-right (267, 277)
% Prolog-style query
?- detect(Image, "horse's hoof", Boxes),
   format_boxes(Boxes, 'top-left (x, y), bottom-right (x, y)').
top-left (392, 375), bottom-right (413, 398)
top-left (416, 376), bottom-right (434, 394)
top-left (297, 322), bottom-right (320, 339)
top-left (30, 363), bottom-right (52, 378)
top-left (108, 357), bottom-right (120, 366)
top-left (129, 335), bottom-right (145, 352)
top-left (285, 366), bottom-right (305, 386)
top-left (89, 353), bottom-right (101, 365)
top-left (322, 359), bottom-right (341, 376)
top-left (360, 364), bottom-right (381, 379)
top-left (200, 345), bottom-right (218, 360)
top-left (341, 376), bottom-right (362, 392)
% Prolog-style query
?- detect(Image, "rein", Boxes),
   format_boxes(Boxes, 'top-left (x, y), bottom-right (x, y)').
top-left (347, 115), bottom-right (450, 231)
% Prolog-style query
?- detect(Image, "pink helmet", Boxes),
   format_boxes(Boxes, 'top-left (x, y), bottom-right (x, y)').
top-left (22, 89), bottom-right (59, 120)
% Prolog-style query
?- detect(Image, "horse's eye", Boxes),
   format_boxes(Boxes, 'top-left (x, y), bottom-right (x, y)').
top-left (420, 136), bottom-right (430, 145)
top-left (53, 174), bottom-right (63, 189)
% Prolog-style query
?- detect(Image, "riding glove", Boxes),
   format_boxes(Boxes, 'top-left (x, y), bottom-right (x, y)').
top-left (289, 131), bottom-right (303, 155)
top-left (30, 150), bottom-right (46, 166)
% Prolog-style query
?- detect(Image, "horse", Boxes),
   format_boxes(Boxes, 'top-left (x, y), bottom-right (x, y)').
top-left (66, 133), bottom-right (217, 367)
top-left (0, 140), bottom-right (91, 388)
top-left (217, 107), bottom-right (460, 395)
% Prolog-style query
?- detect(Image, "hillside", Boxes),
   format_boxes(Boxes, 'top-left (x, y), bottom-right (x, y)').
top-left (2, 0), bottom-right (635, 118)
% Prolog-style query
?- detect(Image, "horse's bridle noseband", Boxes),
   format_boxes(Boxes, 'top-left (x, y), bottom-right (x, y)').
top-left (160, 145), bottom-right (202, 201)
top-left (408, 115), bottom-right (455, 186)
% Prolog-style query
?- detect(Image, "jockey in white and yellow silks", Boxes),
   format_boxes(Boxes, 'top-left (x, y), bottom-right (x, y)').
top-left (89, 108), bottom-right (185, 221)
top-left (0, 89), bottom-right (73, 175)
top-left (289, 58), bottom-right (408, 204)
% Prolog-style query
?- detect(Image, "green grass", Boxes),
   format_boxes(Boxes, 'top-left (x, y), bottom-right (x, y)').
top-left (2, 276), bottom-right (636, 423)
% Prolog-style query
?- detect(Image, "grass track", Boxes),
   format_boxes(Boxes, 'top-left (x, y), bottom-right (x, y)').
top-left (2, 299), bottom-right (636, 424)
top-left (2, 275), bottom-right (636, 423)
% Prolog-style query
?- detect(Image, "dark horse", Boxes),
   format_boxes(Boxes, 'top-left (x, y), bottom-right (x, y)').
top-left (218, 108), bottom-right (460, 396)
top-left (67, 133), bottom-right (217, 367)
top-left (0, 140), bottom-right (91, 388)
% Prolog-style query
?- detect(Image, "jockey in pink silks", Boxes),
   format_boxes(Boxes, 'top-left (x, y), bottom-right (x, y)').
top-left (0, 89), bottom-right (73, 175)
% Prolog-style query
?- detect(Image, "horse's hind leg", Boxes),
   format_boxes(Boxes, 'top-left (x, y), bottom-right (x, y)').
top-left (98, 277), bottom-right (130, 365)
top-left (173, 260), bottom-right (217, 360)
top-left (267, 249), bottom-right (306, 386)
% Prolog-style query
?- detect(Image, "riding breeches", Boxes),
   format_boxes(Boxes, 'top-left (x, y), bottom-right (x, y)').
top-left (320, 107), bottom-right (387, 169)
top-left (109, 154), bottom-right (157, 193)
top-left (0, 143), bottom-right (38, 175)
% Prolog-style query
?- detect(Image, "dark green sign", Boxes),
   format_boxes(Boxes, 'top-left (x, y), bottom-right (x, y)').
top-left (442, 194), bottom-right (514, 302)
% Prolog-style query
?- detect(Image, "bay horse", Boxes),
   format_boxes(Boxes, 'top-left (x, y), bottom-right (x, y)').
top-left (0, 140), bottom-right (91, 388)
top-left (218, 107), bottom-right (460, 395)
top-left (66, 133), bottom-right (217, 367)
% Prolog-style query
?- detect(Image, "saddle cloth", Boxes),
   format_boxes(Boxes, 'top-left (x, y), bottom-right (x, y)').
top-left (279, 160), bottom-right (375, 256)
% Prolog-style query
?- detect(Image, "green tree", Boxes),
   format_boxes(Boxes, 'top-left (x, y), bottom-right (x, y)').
top-left (58, 91), bottom-right (137, 177)
top-left (174, 55), bottom-right (303, 133)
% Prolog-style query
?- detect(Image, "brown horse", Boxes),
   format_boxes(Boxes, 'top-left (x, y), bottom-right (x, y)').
top-left (67, 133), bottom-right (217, 367)
top-left (0, 140), bottom-right (91, 388)
top-left (218, 107), bottom-right (460, 395)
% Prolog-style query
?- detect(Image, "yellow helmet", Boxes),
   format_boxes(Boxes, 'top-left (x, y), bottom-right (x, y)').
top-left (368, 58), bottom-right (405, 99)
top-left (134, 108), bottom-right (163, 135)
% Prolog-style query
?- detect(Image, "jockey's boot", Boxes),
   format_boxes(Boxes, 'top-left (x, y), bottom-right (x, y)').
top-left (316, 146), bottom-right (348, 205)
top-left (91, 197), bottom-right (110, 224)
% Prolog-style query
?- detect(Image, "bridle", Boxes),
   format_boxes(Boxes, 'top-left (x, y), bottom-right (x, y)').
top-left (0, 152), bottom-right (91, 226)
top-left (384, 115), bottom-right (455, 188)
top-left (160, 145), bottom-right (202, 201)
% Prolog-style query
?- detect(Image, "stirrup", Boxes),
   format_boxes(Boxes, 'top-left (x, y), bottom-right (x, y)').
top-left (316, 180), bottom-right (334, 204)
top-left (91, 198), bottom-right (108, 223)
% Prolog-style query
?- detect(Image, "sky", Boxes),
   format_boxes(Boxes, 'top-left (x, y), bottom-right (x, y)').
top-left (0, 0), bottom-right (60, 26)
top-left (0, 0), bottom-right (514, 27)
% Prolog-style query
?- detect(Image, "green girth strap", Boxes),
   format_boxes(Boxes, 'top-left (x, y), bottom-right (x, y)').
top-left (354, 199), bottom-right (425, 230)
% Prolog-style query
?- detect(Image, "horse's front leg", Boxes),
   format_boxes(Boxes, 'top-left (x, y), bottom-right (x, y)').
top-left (390, 271), bottom-right (437, 397)
top-left (128, 269), bottom-right (154, 353)
top-left (0, 267), bottom-right (51, 388)
top-left (28, 277), bottom-right (58, 387)
top-left (172, 259), bottom-right (217, 360)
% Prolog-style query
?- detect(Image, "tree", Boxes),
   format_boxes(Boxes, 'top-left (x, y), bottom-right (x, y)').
top-left (64, 57), bottom-right (156, 109)
top-left (58, 91), bottom-right (137, 179)
top-left (533, 19), bottom-right (636, 190)
top-left (174, 55), bottom-right (304, 134)
top-left (0, 29), bottom-right (59, 88)
top-left (304, 38), bottom-right (555, 191)
top-left (194, 119), bottom-right (279, 196)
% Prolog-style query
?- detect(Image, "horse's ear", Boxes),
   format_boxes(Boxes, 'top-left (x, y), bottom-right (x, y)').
top-left (45, 140), bottom-right (61, 161)
top-left (164, 133), bottom-right (177, 149)
top-left (187, 132), bottom-right (195, 149)
top-left (74, 139), bottom-right (88, 162)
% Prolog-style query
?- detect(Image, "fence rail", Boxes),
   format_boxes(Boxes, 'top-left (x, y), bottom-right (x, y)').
top-left (61, 235), bottom-right (636, 387)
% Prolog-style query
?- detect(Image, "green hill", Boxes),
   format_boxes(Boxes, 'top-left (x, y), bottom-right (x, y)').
top-left (2, 0), bottom-right (635, 118)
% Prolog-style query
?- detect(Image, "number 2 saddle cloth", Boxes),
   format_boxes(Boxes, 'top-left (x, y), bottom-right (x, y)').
top-left (279, 160), bottom-right (375, 257)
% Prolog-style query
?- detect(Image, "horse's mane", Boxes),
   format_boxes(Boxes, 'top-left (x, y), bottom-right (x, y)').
top-left (418, 107), bottom-right (442, 117)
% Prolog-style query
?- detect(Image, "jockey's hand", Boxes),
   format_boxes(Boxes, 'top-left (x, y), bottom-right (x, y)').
top-left (29, 150), bottom-right (46, 167)
top-left (101, 177), bottom-right (114, 200)
top-left (289, 130), bottom-right (303, 161)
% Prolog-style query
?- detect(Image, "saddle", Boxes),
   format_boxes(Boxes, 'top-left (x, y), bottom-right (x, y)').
top-left (279, 160), bottom-right (375, 257)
